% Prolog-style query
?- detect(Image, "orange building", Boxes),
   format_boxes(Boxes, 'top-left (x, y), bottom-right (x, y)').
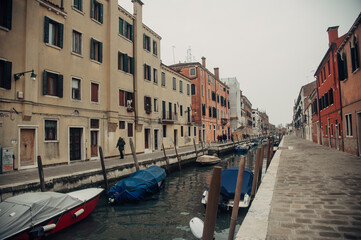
top-left (337, 13), bottom-right (361, 156)
top-left (169, 57), bottom-right (230, 142)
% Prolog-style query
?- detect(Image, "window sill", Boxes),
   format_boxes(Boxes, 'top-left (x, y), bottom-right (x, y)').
top-left (91, 18), bottom-right (103, 25)
top-left (71, 51), bottom-right (83, 58)
top-left (44, 94), bottom-right (60, 99)
top-left (44, 140), bottom-right (59, 143)
top-left (144, 49), bottom-right (151, 53)
top-left (90, 59), bottom-right (102, 65)
top-left (72, 6), bottom-right (84, 15)
top-left (0, 26), bottom-right (10, 32)
top-left (153, 82), bottom-right (158, 85)
top-left (118, 70), bottom-right (133, 76)
top-left (45, 43), bottom-right (62, 50)
top-left (71, 98), bottom-right (82, 102)
top-left (153, 53), bottom-right (158, 58)
top-left (91, 101), bottom-right (100, 105)
top-left (118, 33), bottom-right (133, 43)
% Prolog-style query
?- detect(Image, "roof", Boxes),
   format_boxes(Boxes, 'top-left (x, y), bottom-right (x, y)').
top-left (337, 12), bottom-right (361, 53)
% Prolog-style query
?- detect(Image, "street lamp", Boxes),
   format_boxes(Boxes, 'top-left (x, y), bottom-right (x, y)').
top-left (14, 69), bottom-right (37, 81)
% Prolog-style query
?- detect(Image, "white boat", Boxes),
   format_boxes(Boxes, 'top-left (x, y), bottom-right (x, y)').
top-left (195, 155), bottom-right (221, 166)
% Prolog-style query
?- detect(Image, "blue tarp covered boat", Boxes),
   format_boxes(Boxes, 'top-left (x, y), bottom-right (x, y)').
top-left (202, 167), bottom-right (254, 209)
top-left (235, 144), bottom-right (250, 153)
top-left (108, 165), bottom-right (166, 203)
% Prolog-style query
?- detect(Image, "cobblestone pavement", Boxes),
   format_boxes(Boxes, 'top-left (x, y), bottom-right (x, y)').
top-left (267, 135), bottom-right (361, 240)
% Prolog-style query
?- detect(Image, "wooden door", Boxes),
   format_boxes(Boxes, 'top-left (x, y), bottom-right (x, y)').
top-left (145, 128), bottom-right (150, 149)
top-left (20, 129), bottom-right (35, 167)
top-left (91, 130), bottom-right (98, 157)
top-left (70, 128), bottom-right (82, 161)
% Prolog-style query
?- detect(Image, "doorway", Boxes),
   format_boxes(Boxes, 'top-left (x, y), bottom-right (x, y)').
top-left (90, 130), bottom-right (98, 158)
top-left (145, 128), bottom-right (151, 152)
top-left (174, 129), bottom-right (177, 147)
top-left (70, 128), bottom-right (83, 161)
top-left (154, 129), bottom-right (159, 150)
top-left (20, 129), bottom-right (36, 168)
top-left (357, 112), bottom-right (361, 156)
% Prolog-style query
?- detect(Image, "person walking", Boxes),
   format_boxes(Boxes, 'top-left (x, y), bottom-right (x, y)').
top-left (116, 137), bottom-right (126, 159)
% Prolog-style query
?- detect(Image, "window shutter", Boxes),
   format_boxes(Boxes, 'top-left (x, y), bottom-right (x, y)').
top-left (130, 57), bottom-right (134, 74)
top-left (118, 52), bottom-right (121, 70)
top-left (144, 64), bottom-right (146, 79)
top-left (90, 38), bottom-right (94, 60)
top-left (44, 16), bottom-right (49, 43)
top-left (99, 2), bottom-right (103, 23)
top-left (123, 54), bottom-right (128, 72)
top-left (119, 18), bottom-right (123, 35)
top-left (98, 41), bottom-right (103, 63)
top-left (130, 25), bottom-right (134, 42)
top-left (3, 61), bottom-right (12, 90)
top-left (343, 52), bottom-right (348, 79)
top-left (148, 65), bottom-right (151, 81)
top-left (79, 0), bottom-right (83, 11)
top-left (143, 34), bottom-right (146, 49)
top-left (57, 74), bottom-right (63, 98)
top-left (43, 71), bottom-right (48, 95)
top-left (90, 0), bottom-right (94, 18)
top-left (5, 0), bottom-right (12, 30)
top-left (58, 22), bottom-right (64, 48)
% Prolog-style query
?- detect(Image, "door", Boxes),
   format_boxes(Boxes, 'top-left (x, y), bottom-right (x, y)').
top-left (335, 124), bottom-right (340, 150)
top-left (154, 129), bottom-right (159, 150)
top-left (20, 129), bottom-right (35, 168)
top-left (145, 128), bottom-right (150, 150)
top-left (90, 130), bottom-right (98, 157)
top-left (70, 128), bottom-right (82, 161)
top-left (357, 113), bottom-right (361, 156)
top-left (174, 129), bottom-right (177, 146)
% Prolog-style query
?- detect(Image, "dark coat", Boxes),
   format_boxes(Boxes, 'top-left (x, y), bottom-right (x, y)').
top-left (116, 138), bottom-right (126, 151)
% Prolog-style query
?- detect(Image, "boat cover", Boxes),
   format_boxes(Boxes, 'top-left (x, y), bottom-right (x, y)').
top-left (108, 165), bottom-right (166, 203)
top-left (0, 192), bottom-right (83, 239)
top-left (220, 168), bottom-right (253, 201)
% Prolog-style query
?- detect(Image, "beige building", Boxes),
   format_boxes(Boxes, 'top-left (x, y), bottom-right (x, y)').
top-left (0, 0), bottom-right (193, 170)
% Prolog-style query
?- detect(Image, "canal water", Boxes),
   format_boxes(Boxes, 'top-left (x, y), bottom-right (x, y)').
top-left (53, 146), bottom-right (266, 240)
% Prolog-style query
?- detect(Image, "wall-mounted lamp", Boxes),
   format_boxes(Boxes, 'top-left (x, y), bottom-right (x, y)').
top-left (14, 69), bottom-right (37, 81)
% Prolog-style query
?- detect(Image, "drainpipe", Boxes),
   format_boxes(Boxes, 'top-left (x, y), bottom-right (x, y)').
top-left (334, 47), bottom-right (344, 151)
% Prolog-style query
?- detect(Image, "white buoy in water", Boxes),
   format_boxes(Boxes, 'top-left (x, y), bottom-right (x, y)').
top-left (189, 217), bottom-right (204, 239)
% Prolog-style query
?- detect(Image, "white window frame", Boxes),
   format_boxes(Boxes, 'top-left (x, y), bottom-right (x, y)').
top-left (71, 77), bottom-right (82, 101)
top-left (345, 113), bottom-right (353, 137)
top-left (44, 119), bottom-right (59, 142)
top-left (72, 29), bottom-right (82, 56)
top-left (190, 68), bottom-right (196, 76)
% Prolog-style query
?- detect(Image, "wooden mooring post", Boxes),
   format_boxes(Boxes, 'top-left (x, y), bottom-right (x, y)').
top-left (251, 147), bottom-right (261, 198)
top-left (258, 144), bottom-right (265, 188)
top-left (162, 143), bottom-right (170, 173)
top-left (99, 146), bottom-right (109, 191)
top-left (37, 156), bottom-right (45, 192)
top-left (129, 138), bottom-right (140, 171)
top-left (266, 138), bottom-right (272, 170)
top-left (228, 156), bottom-right (245, 240)
top-left (193, 138), bottom-right (198, 159)
top-left (174, 144), bottom-right (182, 171)
top-left (203, 166), bottom-right (222, 240)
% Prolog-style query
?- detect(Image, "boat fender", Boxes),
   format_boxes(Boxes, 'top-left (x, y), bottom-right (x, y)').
top-left (109, 198), bottom-right (115, 203)
top-left (73, 208), bottom-right (85, 218)
top-left (41, 223), bottom-right (56, 232)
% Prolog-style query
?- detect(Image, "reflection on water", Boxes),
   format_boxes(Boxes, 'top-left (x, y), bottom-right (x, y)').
top-left (52, 146), bottom-right (267, 240)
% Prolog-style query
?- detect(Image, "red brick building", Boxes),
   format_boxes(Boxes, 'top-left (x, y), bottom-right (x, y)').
top-left (310, 88), bottom-right (320, 144)
top-left (337, 13), bottom-right (361, 156)
top-left (314, 26), bottom-right (346, 150)
top-left (169, 57), bottom-right (230, 142)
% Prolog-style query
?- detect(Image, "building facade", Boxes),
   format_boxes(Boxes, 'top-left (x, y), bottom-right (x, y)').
top-left (0, 0), bottom-right (194, 169)
top-left (169, 57), bottom-right (230, 142)
top-left (252, 109), bottom-right (261, 137)
top-left (241, 95), bottom-right (253, 138)
top-left (222, 77), bottom-right (241, 133)
top-left (337, 13), bottom-right (361, 156)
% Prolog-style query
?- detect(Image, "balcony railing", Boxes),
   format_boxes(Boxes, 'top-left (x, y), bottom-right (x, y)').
top-left (162, 111), bottom-right (178, 123)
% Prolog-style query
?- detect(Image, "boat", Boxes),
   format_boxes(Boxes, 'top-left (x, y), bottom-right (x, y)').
top-left (234, 144), bottom-right (250, 153)
top-left (108, 165), bottom-right (166, 203)
top-left (0, 188), bottom-right (103, 240)
top-left (195, 155), bottom-right (221, 166)
top-left (201, 168), bottom-right (254, 209)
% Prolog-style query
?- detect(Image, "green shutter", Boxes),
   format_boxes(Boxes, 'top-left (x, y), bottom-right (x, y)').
top-left (5, 0), bottom-right (12, 30)
top-left (99, 2), bottom-right (103, 23)
top-left (118, 52), bottom-right (121, 70)
top-left (130, 57), bottom-right (134, 74)
top-left (144, 64), bottom-right (146, 79)
top-left (148, 66), bottom-right (151, 81)
top-left (79, 0), bottom-right (83, 11)
top-left (98, 41), bottom-right (103, 63)
top-left (130, 24), bottom-right (134, 42)
top-left (3, 60), bottom-right (12, 90)
top-left (119, 18), bottom-right (124, 35)
top-left (44, 16), bottom-right (49, 43)
top-left (123, 54), bottom-right (128, 72)
top-left (58, 22), bottom-right (63, 48)
top-left (143, 34), bottom-right (146, 49)
top-left (90, 38), bottom-right (94, 60)
top-left (147, 36), bottom-right (150, 51)
top-left (43, 71), bottom-right (48, 95)
top-left (57, 74), bottom-right (63, 98)
top-left (90, 0), bottom-right (93, 18)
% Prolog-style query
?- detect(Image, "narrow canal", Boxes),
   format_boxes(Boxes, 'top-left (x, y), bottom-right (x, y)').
top-left (53, 147), bottom-right (264, 240)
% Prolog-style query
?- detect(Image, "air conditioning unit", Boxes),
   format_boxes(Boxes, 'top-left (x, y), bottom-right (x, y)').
top-left (17, 91), bottom-right (24, 99)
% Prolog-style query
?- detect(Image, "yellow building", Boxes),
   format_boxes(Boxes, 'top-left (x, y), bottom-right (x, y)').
top-left (0, 0), bottom-right (194, 170)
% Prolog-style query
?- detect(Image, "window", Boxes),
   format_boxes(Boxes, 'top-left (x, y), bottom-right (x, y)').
top-left (90, 0), bottom-right (103, 23)
top-left (44, 17), bottom-right (63, 48)
top-left (0, 0), bottom-right (12, 30)
top-left (188, 126), bottom-right (191, 137)
top-left (208, 106), bottom-right (212, 117)
top-left (153, 68), bottom-right (158, 84)
top-left (0, 59), bottom-right (11, 90)
top-left (191, 84), bottom-right (196, 95)
top-left (212, 91), bottom-right (216, 101)
top-left (144, 96), bottom-right (152, 114)
top-left (194, 127), bottom-right (197, 136)
top-left (72, 77), bottom-right (81, 100)
top-left (161, 72), bottom-right (166, 86)
top-left (154, 98), bottom-right (158, 112)
top-left (45, 120), bottom-right (57, 141)
top-left (90, 38), bottom-right (103, 63)
top-left (208, 89), bottom-right (210, 99)
top-left (91, 82), bottom-right (99, 103)
top-left (119, 90), bottom-right (134, 107)
top-left (73, 0), bottom-right (82, 11)
top-left (190, 68), bottom-right (196, 76)
top-left (330, 124), bottom-right (333, 136)
top-left (179, 80), bottom-right (183, 93)
top-left (327, 60), bottom-right (331, 76)
top-left (72, 30), bottom-right (82, 55)
top-left (119, 121), bottom-right (125, 129)
top-left (187, 84), bottom-right (190, 95)
top-left (181, 126), bottom-right (184, 137)
top-left (119, 17), bottom-right (133, 41)
top-left (118, 52), bottom-right (134, 74)
top-left (329, 88), bottom-right (334, 105)
top-left (201, 85), bottom-right (204, 97)
top-left (153, 40), bottom-right (157, 56)
top-left (337, 51), bottom-right (348, 81)
top-left (173, 77), bottom-right (176, 90)
top-left (163, 125), bottom-right (167, 137)
top-left (350, 35), bottom-right (360, 73)
top-left (144, 64), bottom-right (151, 81)
top-left (128, 122), bottom-right (133, 137)
top-left (180, 105), bottom-right (183, 116)
top-left (202, 104), bottom-right (206, 116)
top-left (43, 71), bottom-right (63, 97)
top-left (143, 34), bottom-right (151, 51)
top-left (345, 114), bottom-right (353, 136)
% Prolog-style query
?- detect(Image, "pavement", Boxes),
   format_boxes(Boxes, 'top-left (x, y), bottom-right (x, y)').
top-left (237, 134), bottom-right (361, 240)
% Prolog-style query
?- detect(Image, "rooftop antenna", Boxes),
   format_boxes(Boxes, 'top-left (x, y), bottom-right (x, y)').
top-left (172, 45), bottom-right (176, 64)
top-left (187, 46), bottom-right (192, 63)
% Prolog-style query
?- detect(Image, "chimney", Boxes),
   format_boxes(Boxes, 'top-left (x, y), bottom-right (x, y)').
top-left (327, 26), bottom-right (339, 46)
top-left (201, 56), bottom-right (206, 68)
top-left (214, 67), bottom-right (219, 80)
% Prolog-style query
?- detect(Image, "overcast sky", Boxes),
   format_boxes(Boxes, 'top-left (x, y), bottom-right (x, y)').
top-left (118, 0), bottom-right (361, 127)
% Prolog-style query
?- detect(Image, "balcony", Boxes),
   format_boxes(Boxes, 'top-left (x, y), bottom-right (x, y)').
top-left (221, 118), bottom-right (228, 126)
top-left (162, 111), bottom-right (178, 123)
